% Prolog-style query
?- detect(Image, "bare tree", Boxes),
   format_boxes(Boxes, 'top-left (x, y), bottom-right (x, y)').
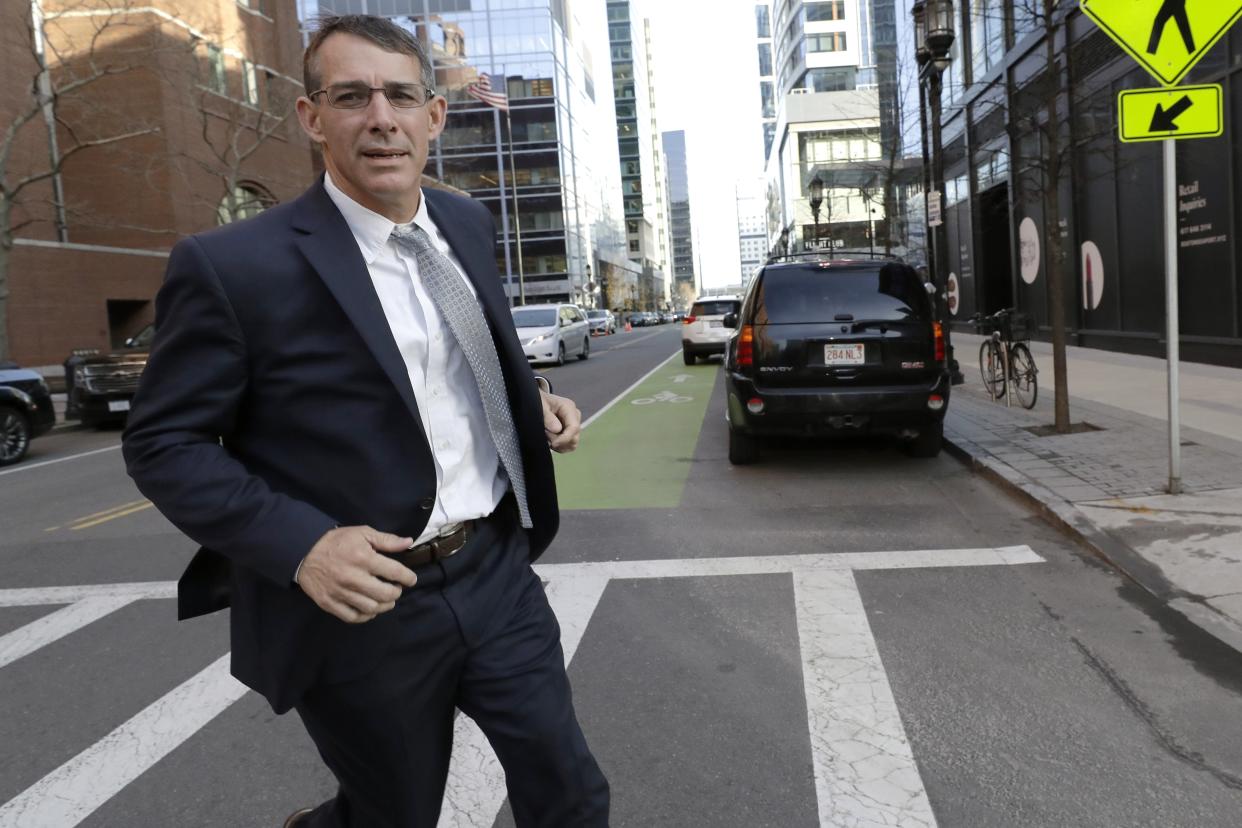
top-left (0, 0), bottom-right (170, 360)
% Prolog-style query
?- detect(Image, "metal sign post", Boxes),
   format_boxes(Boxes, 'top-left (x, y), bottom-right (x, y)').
top-left (1163, 138), bottom-right (1181, 494)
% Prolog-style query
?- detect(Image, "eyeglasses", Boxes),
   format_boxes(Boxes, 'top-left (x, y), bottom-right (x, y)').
top-left (309, 82), bottom-right (436, 109)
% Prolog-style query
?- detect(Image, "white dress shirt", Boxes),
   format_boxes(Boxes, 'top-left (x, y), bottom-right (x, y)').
top-left (324, 172), bottom-right (507, 545)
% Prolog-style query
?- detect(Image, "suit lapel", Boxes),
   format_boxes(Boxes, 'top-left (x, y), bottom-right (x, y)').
top-left (291, 180), bottom-right (429, 445)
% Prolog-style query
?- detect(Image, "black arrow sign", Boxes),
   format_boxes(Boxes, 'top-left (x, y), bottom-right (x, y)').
top-left (1149, 94), bottom-right (1193, 131)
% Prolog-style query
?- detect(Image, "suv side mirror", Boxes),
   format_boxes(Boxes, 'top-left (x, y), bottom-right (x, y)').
top-left (722, 312), bottom-right (739, 329)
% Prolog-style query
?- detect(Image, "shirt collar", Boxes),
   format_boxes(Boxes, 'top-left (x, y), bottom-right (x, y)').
top-left (323, 171), bottom-right (432, 265)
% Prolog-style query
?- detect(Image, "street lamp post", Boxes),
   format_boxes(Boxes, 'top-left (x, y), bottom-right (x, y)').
top-left (808, 174), bottom-right (824, 251)
top-left (912, 0), bottom-right (963, 384)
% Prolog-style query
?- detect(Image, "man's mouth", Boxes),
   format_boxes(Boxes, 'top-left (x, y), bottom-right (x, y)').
top-left (362, 149), bottom-right (409, 159)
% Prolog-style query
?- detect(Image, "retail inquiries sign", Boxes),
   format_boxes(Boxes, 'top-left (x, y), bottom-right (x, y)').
top-left (1177, 180), bottom-right (1227, 248)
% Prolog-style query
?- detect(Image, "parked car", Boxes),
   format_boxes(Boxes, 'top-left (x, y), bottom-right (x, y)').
top-left (65, 324), bottom-right (153, 427)
top-left (682, 296), bottom-right (742, 365)
top-left (0, 362), bottom-right (56, 465)
top-left (585, 309), bottom-right (616, 335)
top-left (722, 258), bottom-right (948, 464)
top-left (625, 311), bottom-right (650, 328)
top-left (511, 303), bottom-right (591, 365)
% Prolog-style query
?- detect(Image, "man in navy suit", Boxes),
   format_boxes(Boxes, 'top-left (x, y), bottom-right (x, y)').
top-left (122, 14), bottom-right (608, 827)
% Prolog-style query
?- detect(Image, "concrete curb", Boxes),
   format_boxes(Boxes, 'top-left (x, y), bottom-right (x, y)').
top-left (943, 433), bottom-right (1242, 655)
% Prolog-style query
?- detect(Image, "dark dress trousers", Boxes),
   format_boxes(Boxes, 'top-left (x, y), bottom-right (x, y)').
top-left (122, 180), bottom-right (608, 827)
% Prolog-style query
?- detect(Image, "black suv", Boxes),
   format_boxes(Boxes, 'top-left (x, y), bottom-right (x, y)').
top-left (723, 257), bottom-right (948, 464)
top-left (1, 363), bottom-right (56, 465)
top-left (66, 324), bottom-right (153, 426)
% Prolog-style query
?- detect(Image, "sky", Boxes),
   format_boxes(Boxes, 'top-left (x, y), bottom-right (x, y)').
top-left (640, 0), bottom-right (766, 291)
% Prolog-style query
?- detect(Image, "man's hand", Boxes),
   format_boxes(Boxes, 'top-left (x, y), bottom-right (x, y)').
top-left (541, 390), bottom-right (582, 453)
top-left (297, 526), bottom-right (418, 623)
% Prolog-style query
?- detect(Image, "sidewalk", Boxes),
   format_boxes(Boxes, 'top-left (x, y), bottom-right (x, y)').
top-left (944, 333), bottom-right (1242, 653)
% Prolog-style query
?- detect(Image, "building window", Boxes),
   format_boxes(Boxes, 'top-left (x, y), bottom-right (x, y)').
top-left (207, 44), bottom-right (226, 95)
top-left (217, 182), bottom-right (275, 225)
top-left (242, 59), bottom-right (259, 105)
top-left (757, 43), bottom-right (772, 76)
top-left (609, 23), bottom-right (630, 42)
top-left (611, 43), bottom-right (632, 61)
top-left (629, 239), bottom-right (641, 252)
top-left (760, 81), bottom-right (775, 118)
top-left (607, 4), bottom-right (628, 22)
top-left (804, 67), bottom-right (855, 92)
top-left (808, 32), bottom-right (847, 53)
top-left (805, 1), bottom-right (845, 22)
top-left (755, 4), bottom-right (770, 37)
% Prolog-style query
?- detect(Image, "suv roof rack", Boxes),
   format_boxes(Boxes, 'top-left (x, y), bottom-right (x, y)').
top-left (765, 249), bottom-right (904, 265)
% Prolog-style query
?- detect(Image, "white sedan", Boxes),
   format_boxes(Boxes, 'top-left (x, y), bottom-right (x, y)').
top-left (511, 303), bottom-right (591, 365)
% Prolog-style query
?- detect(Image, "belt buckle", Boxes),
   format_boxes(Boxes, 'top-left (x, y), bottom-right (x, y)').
top-left (434, 523), bottom-right (467, 559)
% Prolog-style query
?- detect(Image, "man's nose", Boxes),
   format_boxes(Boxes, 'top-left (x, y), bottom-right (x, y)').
top-left (364, 90), bottom-right (398, 131)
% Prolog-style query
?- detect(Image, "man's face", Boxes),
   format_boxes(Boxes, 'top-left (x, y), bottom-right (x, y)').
top-left (296, 33), bottom-right (446, 222)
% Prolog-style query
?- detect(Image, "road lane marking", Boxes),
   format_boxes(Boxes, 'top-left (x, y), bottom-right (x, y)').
top-left (0, 546), bottom-right (1042, 826)
top-left (0, 596), bottom-right (139, 669)
top-left (0, 654), bottom-right (246, 828)
top-left (0, 445), bottom-right (122, 478)
top-left (44, 498), bottom-right (152, 532)
top-left (68, 501), bottom-right (154, 530)
top-left (579, 350), bottom-right (679, 430)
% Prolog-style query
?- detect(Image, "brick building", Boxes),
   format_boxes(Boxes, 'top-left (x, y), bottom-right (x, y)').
top-left (2, 0), bottom-right (312, 367)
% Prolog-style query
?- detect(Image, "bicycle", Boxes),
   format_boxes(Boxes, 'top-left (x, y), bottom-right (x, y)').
top-left (969, 308), bottom-right (1038, 409)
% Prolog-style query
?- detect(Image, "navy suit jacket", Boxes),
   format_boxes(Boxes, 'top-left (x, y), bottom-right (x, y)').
top-left (123, 180), bottom-right (558, 713)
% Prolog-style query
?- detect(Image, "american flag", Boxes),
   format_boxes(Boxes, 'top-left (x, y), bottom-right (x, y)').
top-left (465, 73), bottom-right (509, 111)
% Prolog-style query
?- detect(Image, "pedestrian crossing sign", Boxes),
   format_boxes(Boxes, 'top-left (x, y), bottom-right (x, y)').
top-left (1081, 0), bottom-right (1242, 86)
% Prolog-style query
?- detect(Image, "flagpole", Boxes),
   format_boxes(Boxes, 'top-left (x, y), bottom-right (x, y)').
top-left (505, 105), bottom-right (526, 306)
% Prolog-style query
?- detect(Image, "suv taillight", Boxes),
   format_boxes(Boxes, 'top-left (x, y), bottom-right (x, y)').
top-left (683, 316), bottom-right (696, 325)
top-left (933, 322), bottom-right (945, 362)
top-left (736, 325), bottom-right (755, 368)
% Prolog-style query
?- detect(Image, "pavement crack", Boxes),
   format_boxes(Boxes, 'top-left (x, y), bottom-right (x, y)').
top-left (1070, 635), bottom-right (1242, 791)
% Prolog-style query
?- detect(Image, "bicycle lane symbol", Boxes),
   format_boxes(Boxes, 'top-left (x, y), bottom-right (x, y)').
top-left (631, 389), bottom-right (693, 405)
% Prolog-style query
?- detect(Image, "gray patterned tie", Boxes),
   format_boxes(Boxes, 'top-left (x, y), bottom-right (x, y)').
top-left (390, 224), bottom-right (532, 529)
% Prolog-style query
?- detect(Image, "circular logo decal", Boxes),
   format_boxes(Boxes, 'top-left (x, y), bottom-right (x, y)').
top-left (946, 272), bottom-right (959, 317)
top-left (1081, 240), bottom-right (1104, 310)
top-left (1019, 217), bottom-right (1040, 285)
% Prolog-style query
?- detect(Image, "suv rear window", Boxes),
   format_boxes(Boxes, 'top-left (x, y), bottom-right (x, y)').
top-left (754, 264), bottom-right (930, 324)
top-left (691, 300), bottom-right (739, 317)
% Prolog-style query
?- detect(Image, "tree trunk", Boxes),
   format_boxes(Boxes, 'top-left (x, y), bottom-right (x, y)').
top-left (0, 209), bottom-right (10, 362)
top-left (1044, 0), bottom-right (1071, 433)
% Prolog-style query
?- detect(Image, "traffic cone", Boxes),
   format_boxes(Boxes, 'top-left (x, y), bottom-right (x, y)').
top-left (624, 320), bottom-right (632, 332)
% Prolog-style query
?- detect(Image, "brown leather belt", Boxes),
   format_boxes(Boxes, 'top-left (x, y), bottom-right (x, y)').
top-left (388, 519), bottom-right (478, 569)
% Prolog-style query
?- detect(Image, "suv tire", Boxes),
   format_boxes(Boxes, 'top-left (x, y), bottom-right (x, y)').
top-left (906, 422), bottom-right (943, 458)
top-left (0, 406), bottom-right (31, 466)
top-left (682, 347), bottom-right (696, 366)
top-left (578, 338), bottom-right (590, 360)
top-left (728, 427), bottom-right (759, 465)
top-left (555, 342), bottom-right (566, 366)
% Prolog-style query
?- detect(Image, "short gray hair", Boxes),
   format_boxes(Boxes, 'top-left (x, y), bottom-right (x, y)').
top-left (303, 15), bottom-right (435, 94)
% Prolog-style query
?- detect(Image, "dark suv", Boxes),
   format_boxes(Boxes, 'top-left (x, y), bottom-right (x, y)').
top-left (723, 257), bottom-right (948, 464)
top-left (66, 324), bottom-right (153, 427)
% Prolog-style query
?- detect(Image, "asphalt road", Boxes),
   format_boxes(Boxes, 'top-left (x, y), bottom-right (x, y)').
top-left (2, 324), bottom-right (1242, 827)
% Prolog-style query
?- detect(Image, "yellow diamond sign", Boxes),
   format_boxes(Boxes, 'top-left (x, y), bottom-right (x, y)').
top-left (1118, 84), bottom-right (1223, 142)
top-left (1081, 0), bottom-right (1242, 86)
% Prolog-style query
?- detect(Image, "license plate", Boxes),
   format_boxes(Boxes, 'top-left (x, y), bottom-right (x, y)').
top-left (709, 320), bottom-right (723, 328)
top-left (824, 344), bottom-right (865, 365)
top-left (107, 399), bottom-right (131, 413)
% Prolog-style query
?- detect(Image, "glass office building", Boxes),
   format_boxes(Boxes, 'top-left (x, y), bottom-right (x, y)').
top-left (300, 0), bottom-right (630, 306)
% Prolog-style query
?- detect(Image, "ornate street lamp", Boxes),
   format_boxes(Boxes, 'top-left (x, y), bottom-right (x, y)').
top-left (808, 174), bottom-right (824, 250)
top-left (912, 0), bottom-right (962, 383)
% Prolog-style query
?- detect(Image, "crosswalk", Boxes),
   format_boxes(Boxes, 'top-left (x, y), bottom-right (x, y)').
top-left (0, 546), bottom-right (1043, 828)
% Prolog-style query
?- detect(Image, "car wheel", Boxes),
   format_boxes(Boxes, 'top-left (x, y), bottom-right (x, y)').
top-left (728, 427), bottom-right (759, 465)
top-left (682, 347), bottom-right (696, 366)
top-left (555, 342), bottom-right (566, 366)
top-left (905, 422), bottom-right (943, 458)
top-left (0, 406), bottom-right (31, 466)
top-left (578, 337), bottom-right (590, 360)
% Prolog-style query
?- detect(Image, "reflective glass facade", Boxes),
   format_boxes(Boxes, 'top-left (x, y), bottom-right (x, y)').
top-left (302, 0), bottom-right (628, 306)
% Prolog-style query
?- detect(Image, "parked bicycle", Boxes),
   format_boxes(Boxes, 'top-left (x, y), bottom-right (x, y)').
top-left (969, 308), bottom-right (1038, 409)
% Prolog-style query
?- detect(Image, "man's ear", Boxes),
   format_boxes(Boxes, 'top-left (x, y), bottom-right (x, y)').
top-left (295, 96), bottom-right (325, 147)
top-left (426, 96), bottom-right (448, 141)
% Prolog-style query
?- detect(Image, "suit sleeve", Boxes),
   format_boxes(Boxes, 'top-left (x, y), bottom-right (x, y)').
top-left (122, 236), bottom-right (337, 587)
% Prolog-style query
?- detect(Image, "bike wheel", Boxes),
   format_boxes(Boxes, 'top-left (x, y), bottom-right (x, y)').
top-left (1010, 343), bottom-right (1038, 409)
top-left (978, 340), bottom-right (1006, 399)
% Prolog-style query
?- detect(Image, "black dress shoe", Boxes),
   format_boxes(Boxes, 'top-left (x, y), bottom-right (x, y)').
top-left (282, 807), bottom-right (314, 828)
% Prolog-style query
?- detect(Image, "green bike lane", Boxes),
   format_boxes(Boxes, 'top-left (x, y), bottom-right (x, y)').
top-left (553, 353), bottom-right (719, 510)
